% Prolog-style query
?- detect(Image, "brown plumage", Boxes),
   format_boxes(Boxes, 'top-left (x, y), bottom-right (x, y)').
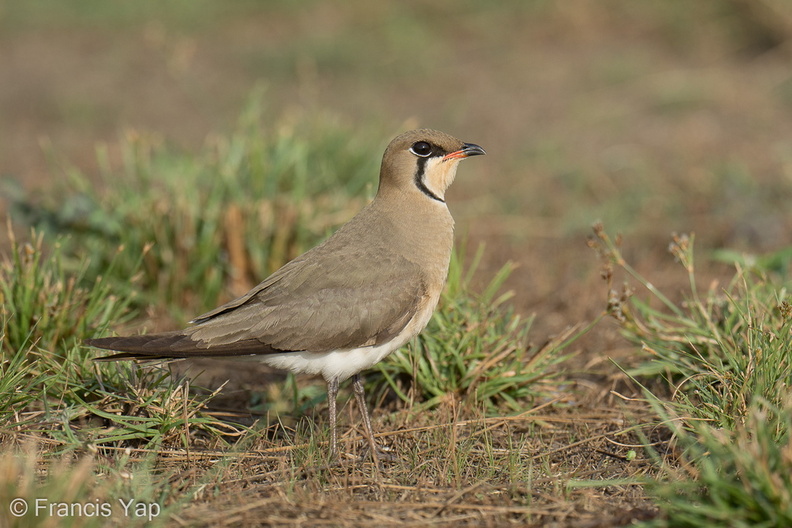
top-left (86, 128), bottom-right (485, 460)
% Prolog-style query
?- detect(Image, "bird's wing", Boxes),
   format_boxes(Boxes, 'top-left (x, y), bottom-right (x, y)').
top-left (189, 244), bottom-right (427, 352)
top-left (88, 243), bottom-right (428, 358)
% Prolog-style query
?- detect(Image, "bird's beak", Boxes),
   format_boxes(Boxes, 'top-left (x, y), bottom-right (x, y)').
top-left (443, 143), bottom-right (486, 161)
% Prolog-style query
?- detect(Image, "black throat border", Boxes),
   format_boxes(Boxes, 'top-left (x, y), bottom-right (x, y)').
top-left (414, 157), bottom-right (445, 203)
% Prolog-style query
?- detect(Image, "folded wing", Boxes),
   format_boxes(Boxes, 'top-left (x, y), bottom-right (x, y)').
top-left (88, 243), bottom-right (427, 360)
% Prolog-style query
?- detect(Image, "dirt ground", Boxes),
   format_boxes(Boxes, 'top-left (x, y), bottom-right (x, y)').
top-left (2, 2), bottom-right (792, 526)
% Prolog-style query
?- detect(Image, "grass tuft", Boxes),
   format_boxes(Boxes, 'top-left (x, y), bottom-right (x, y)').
top-left (590, 223), bottom-right (792, 527)
top-left (0, 226), bottom-right (236, 451)
top-left (591, 225), bottom-right (791, 430)
top-left (9, 100), bottom-right (383, 318)
top-left (0, 224), bottom-right (134, 358)
top-left (374, 244), bottom-right (584, 412)
top-left (643, 398), bottom-right (792, 528)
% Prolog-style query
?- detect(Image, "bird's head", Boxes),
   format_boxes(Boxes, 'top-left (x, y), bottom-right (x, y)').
top-left (378, 129), bottom-right (485, 203)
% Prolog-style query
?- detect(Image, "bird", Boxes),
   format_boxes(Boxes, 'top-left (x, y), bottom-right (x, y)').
top-left (86, 128), bottom-right (485, 461)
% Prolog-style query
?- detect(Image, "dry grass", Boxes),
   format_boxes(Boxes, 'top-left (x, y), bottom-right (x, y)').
top-left (1, 380), bottom-right (661, 527)
top-left (17, 396), bottom-right (658, 528)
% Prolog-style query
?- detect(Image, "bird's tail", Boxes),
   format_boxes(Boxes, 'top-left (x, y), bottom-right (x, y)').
top-left (85, 331), bottom-right (193, 361)
top-left (85, 331), bottom-right (278, 361)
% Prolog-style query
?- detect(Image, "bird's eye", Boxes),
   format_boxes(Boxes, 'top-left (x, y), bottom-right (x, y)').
top-left (409, 141), bottom-right (433, 157)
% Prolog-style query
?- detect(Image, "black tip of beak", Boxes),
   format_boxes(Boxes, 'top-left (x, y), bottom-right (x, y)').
top-left (462, 143), bottom-right (486, 157)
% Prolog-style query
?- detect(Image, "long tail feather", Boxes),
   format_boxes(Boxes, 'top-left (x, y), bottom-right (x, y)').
top-left (85, 332), bottom-right (282, 361)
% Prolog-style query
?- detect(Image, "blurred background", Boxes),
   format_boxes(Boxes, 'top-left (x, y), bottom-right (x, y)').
top-left (2, 0), bottom-right (791, 343)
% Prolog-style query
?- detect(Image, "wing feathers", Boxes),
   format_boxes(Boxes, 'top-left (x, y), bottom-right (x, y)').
top-left (87, 257), bottom-right (427, 359)
top-left (87, 210), bottom-right (431, 360)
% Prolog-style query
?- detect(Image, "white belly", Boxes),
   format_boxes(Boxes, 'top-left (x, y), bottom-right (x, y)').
top-left (260, 341), bottom-right (399, 382)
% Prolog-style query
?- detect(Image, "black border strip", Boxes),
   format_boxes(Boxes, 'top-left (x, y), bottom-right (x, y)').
top-left (413, 157), bottom-right (445, 203)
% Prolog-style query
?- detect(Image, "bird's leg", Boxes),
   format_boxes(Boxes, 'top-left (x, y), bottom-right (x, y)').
top-left (352, 373), bottom-right (385, 465)
top-left (327, 377), bottom-right (339, 459)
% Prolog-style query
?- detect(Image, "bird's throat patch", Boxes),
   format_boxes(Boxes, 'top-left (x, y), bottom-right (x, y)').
top-left (414, 157), bottom-right (446, 203)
